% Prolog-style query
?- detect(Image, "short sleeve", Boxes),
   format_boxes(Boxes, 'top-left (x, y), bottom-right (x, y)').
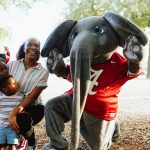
top-left (36, 69), bottom-right (49, 88)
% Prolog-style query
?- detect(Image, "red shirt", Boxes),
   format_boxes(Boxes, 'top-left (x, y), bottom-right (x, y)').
top-left (5, 51), bottom-right (10, 64)
top-left (65, 52), bottom-right (140, 120)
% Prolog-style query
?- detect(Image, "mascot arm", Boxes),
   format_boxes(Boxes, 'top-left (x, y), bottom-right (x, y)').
top-left (46, 48), bottom-right (71, 79)
top-left (128, 61), bottom-right (141, 74)
top-left (123, 35), bottom-right (143, 73)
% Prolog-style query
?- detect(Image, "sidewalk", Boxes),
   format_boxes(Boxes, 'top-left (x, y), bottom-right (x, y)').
top-left (118, 79), bottom-right (150, 113)
top-left (42, 76), bottom-right (150, 113)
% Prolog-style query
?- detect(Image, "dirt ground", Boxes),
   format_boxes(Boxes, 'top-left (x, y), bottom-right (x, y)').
top-left (35, 112), bottom-right (150, 150)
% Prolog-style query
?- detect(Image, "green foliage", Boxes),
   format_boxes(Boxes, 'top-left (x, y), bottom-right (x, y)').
top-left (64, 0), bottom-right (150, 78)
top-left (0, 26), bottom-right (10, 41)
top-left (0, 0), bottom-right (42, 40)
top-left (64, 0), bottom-right (98, 20)
top-left (0, 0), bottom-right (42, 10)
top-left (64, 0), bottom-right (150, 28)
top-left (0, 0), bottom-right (9, 10)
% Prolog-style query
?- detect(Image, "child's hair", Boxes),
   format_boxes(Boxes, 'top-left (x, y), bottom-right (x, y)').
top-left (16, 43), bottom-right (25, 60)
top-left (0, 75), bottom-right (12, 89)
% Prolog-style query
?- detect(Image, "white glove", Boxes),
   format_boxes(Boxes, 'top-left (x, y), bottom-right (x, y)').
top-left (123, 35), bottom-right (143, 63)
top-left (46, 48), bottom-right (64, 74)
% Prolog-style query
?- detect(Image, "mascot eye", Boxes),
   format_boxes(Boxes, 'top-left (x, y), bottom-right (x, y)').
top-left (72, 30), bottom-right (78, 38)
top-left (92, 26), bottom-right (104, 35)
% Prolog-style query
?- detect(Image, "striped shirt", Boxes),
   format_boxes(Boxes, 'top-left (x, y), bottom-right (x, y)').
top-left (0, 92), bottom-right (23, 128)
top-left (7, 59), bottom-right (49, 105)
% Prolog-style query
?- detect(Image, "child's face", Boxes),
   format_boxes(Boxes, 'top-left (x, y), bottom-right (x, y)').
top-left (0, 61), bottom-right (8, 79)
top-left (2, 77), bottom-right (18, 96)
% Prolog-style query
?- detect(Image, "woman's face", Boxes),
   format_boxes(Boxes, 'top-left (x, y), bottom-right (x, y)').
top-left (24, 38), bottom-right (40, 61)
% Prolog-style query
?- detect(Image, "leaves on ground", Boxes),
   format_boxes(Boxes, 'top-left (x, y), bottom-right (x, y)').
top-left (35, 112), bottom-right (150, 150)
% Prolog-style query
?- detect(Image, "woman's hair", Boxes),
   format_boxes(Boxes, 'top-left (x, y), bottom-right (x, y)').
top-left (16, 43), bottom-right (25, 60)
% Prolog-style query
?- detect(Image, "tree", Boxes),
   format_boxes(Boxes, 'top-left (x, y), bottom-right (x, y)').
top-left (0, 0), bottom-right (42, 10)
top-left (64, 0), bottom-right (150, 78)
top-left (0, 0), bottom-right (43, 42)
top-left (64, 0), bottom-right (150, 27)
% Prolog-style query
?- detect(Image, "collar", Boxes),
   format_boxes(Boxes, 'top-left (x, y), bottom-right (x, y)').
top-left (19, 59), bottom-right (41, 70)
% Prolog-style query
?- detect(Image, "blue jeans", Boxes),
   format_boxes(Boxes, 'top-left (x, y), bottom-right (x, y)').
top-left (0, 126), bottom-right (19, 144)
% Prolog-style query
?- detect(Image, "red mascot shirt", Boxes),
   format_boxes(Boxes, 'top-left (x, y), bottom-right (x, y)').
top-left (65, 52), bottom-right (141, 120)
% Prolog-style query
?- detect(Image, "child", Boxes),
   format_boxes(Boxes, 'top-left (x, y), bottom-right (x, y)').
top-left (0, 60), bottom-right (30, 150)
top-left (0, 59), bottom-right (20, 150)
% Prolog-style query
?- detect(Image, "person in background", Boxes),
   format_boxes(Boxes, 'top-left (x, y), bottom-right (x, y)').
top-left (7, 37), bottom-right (49, 150)
top-left (0, 50), bottom-right (6, 62)
top-left (0, 46), bottom-right (10, 64)
top-left (4, 46), bottom-right (10, 64)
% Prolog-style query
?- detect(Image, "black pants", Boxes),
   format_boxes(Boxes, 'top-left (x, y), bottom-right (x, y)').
top-left (16, 105), bottom-right (44, 146)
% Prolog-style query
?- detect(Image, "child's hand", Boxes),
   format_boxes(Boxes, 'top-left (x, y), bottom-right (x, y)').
top-left (123, 35), bottom-right (143, 63)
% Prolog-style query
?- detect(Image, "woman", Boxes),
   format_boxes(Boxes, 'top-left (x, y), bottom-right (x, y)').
top-left (7, 37), bottom-right (49, 150)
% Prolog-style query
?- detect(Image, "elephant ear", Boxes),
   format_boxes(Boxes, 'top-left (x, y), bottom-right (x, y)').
top-left (103, 12), bottom-right (148, 47)
top-left (41, 20), bottom-right (77, 58)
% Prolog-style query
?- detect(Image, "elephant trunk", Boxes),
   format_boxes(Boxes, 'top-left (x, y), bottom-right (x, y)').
top-left (70, 44), bottom-right (93, 150)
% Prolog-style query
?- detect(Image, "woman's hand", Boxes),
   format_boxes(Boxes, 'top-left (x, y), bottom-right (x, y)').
top-left (9, 106), bottom-right (24, 132)
top-left (9, 111), bottom-right (19, 132)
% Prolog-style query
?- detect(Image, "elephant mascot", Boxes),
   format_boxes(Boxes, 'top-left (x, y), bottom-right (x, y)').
top-left (41, 12), bottom-right (148, 150)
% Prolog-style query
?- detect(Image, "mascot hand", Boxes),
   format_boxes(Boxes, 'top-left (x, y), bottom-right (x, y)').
top-left (123, 35), bottom-right (143, 63)
top-left (46, 48), bottom-right (64, 74)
